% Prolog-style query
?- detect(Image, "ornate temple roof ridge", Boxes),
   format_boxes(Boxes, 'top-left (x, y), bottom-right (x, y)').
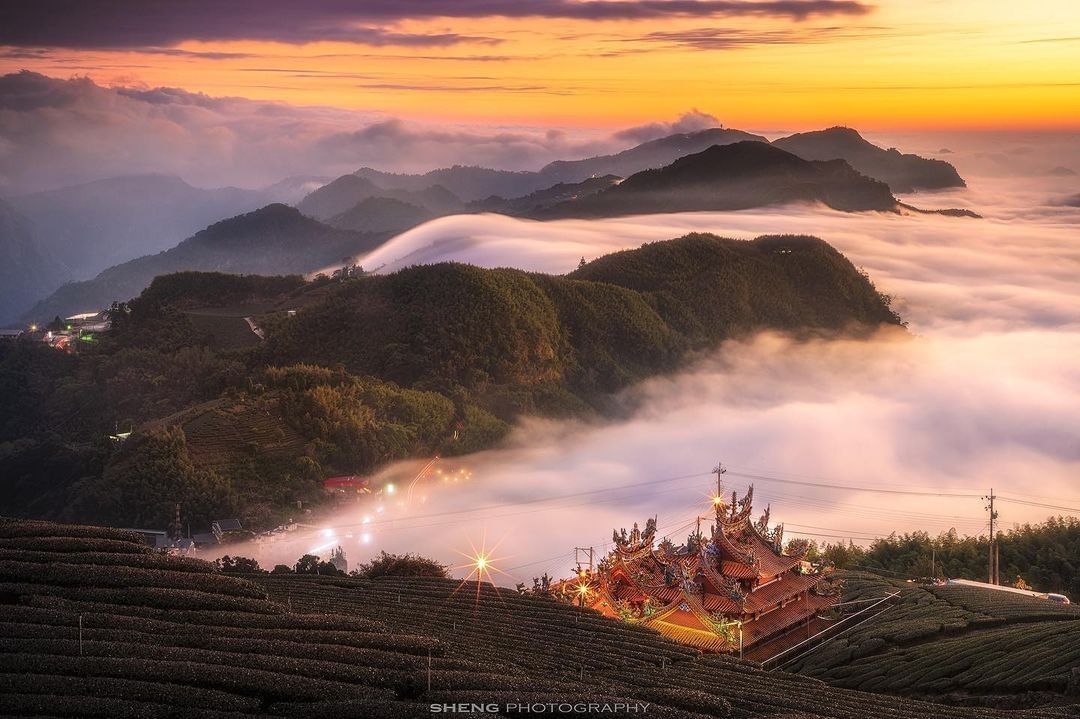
top-left (556, 472), bottom-right (840, 654)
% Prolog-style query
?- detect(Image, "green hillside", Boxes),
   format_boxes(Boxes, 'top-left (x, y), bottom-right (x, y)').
top-left (1, 233), bottom-right (901, 530)
top-left (0, 518), bottom-right (1075, 718)
top-left (783, 572), bottom-right (1080, 708)
top-left (264, 233), bottom-right (901, 401)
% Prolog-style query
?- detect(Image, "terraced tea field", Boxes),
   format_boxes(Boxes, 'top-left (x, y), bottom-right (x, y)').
top-left (173, 396), bottom-right (308, 473)
top-left (784, 572), bottom-right (1080, 708)
top-left (2, 519), bottom-right (1077, 718)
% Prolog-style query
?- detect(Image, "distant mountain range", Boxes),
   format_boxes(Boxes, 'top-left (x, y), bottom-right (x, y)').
top-left (540, 142), bottom-right (898, 217)
top-left (469, 175), bottom-right (621, 215)
top-left (346, 126), bottom-right (960, 205)
top-left (297, 175), bottom-right (462, 221)
top-left (0, 201), bottom-right (66, 324)
top-left (0, 174), bottom-right (331, 323)
top-left (12, 125), bottom-right (968, 323)
top-left (347, 128), bottom-right (769, 204)
top-left (23, 205), bottom-right (384, 323)
top-left (9, 174), bottom-right (270, 279)
top-left (536, 127), bottom-right (768, 185)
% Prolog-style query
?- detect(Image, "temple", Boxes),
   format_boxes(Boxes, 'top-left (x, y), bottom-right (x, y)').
top-left (558, 472), bottom-right (839, 653)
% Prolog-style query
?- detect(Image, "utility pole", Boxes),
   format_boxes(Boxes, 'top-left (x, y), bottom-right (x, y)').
top-left (713, 462), bottom-right (727, 503)
top-left (574, 547), bottom-right (594, 574)
top-left (983, 489), bottom-right (999, 585)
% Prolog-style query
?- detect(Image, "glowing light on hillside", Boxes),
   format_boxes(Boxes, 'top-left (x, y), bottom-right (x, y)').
top-left (361, 533), bottom-right (371, 544)
top-left (385, 483), bottom-right (396, 495)
top-left (453, 533), bottom-right (511, 604)
top-left (321, 528), bottom-right (334, 538)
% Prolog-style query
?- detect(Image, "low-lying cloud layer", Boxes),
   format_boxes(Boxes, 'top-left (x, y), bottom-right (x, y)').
top-left (239, 161), bottom-right (1080, 579)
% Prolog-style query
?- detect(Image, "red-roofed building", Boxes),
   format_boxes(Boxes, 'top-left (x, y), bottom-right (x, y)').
top-left (557, 481), bottom-right (839, 654)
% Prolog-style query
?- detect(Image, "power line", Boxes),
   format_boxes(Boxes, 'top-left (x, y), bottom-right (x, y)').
top-left (722, 462), bottom-right (988, 496)
top-left (997, 497), bottom-right (1080, 515)
top-left (501, 514), bottom-right (699, 578)
top-left (725, 470), bottom-right (983, 499)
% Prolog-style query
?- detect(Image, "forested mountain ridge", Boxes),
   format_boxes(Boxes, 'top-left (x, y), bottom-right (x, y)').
top-left (1, 233), bottom-right (901, 530)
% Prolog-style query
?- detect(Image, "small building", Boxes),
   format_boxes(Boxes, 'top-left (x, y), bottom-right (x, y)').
top-left (191, 532), bottom-right (219, 548)
top-left (211, 518), bottom-right (243, 541)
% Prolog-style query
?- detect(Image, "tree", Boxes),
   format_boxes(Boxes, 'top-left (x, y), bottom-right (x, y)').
top-left (294, 554), bottom-right (321, 574)
top-left (271, 564), bottom-right (294, 575)
top-left (352, 551), bottom-right (448, 579)
top-left (294, 553), bottom-right (345, 576)
top-left (74, 426), bottom-right (237, 529)
top-left (216, 555), bottom-right (265, 574)
top-left (578, 256), bottom-right (587, 269)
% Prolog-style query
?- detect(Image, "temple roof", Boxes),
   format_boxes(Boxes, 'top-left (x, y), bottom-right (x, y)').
top-left (746, 533), bottom-right (802, 577)
top-left (743, 571), bottom-right (822, 612)
top-left (559, 479), bottom-right (839, 653)
top-left (720, 560), bottom-right (758, 579)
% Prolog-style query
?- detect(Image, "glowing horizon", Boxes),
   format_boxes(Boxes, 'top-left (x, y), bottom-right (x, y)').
top-left (1, 1), bottom-right (1078, 132)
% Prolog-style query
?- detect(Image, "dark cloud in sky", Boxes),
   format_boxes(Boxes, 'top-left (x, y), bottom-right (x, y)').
top-left (0, 1), bottom-right (872, 49)
top-left (633, 24), bottom-right (888, 49)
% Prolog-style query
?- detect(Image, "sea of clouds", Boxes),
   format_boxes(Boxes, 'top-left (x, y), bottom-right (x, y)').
top-left (235, 141), bottom-right (1080, 582)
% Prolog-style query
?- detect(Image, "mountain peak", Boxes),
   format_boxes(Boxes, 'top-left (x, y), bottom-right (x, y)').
top-left (773, 128), bottom-right (965, 192)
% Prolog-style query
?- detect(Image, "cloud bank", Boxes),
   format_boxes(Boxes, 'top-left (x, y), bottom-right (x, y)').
top-left (0, 71), bottom-right (711, 194)
top-left (238, 161), bottom-right (1080, 579)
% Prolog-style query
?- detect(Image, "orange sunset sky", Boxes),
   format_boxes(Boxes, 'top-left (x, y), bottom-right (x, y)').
top-left (1, 0), bottom-right (1078, 131)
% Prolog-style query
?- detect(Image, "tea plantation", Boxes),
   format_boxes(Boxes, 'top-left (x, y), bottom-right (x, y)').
top-left (784, 572), bottom-right (1080, 708)
top-left (2, 519), bottom-right (1078, 718)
